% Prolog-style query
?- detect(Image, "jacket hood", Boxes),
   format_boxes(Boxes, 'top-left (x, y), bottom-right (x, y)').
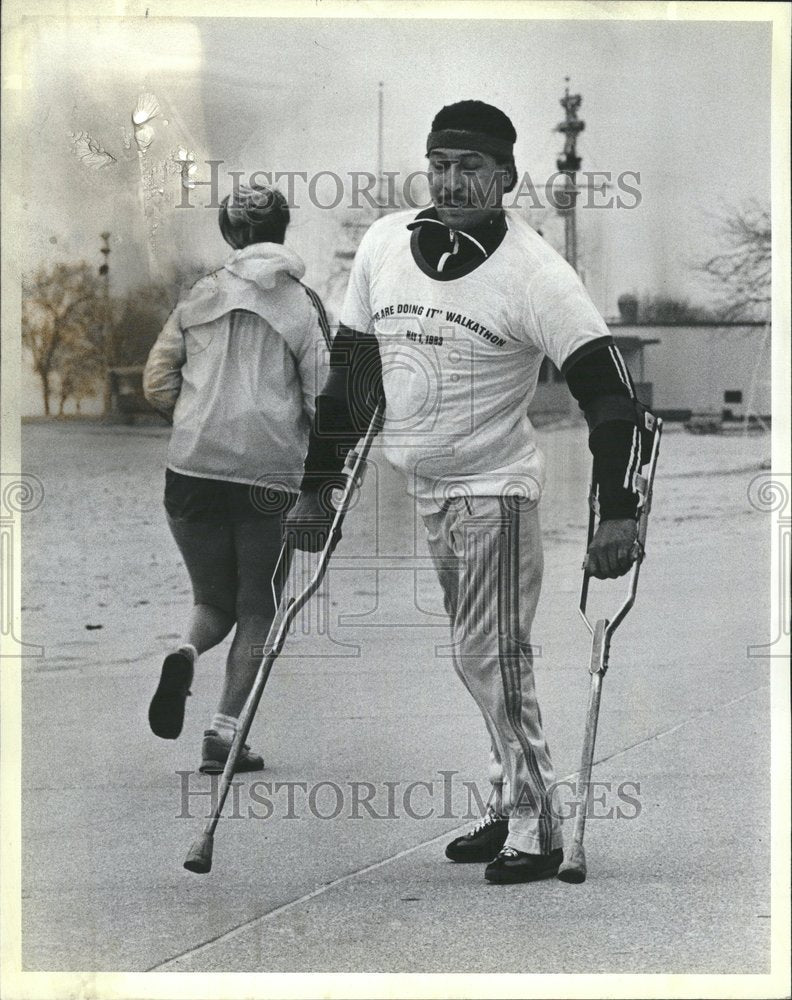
top-left (178, 243), bottom-right (307, 330)
top-left (223, 243), bottom-right (306, 288)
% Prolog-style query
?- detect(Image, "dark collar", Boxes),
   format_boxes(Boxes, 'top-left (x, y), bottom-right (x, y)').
top-left (406, 207), bottom-right (507, 256)
top-left (406, 207), bottom-right (508, 281)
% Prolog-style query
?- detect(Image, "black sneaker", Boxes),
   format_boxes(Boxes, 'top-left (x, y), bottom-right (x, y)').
top-left (199, 729), bottom-right (265, 774)
top-left (484, 846), bottom-right (564, 884)
top-left (148, 650), bottom-right (194, 740)
top-left (445, 808), bottom-right (509, 863)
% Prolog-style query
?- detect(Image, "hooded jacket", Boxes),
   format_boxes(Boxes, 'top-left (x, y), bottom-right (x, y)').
top-left (143, 243), bottom-right (331, 491)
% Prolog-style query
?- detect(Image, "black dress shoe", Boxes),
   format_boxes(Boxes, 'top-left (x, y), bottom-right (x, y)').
top-left (484, 846), bottom-right (564, 884)
top-left (445, 808), bottom-right (509, 863)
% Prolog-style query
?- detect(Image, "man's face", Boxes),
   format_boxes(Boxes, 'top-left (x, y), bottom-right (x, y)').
top-left (427, 147), bottom-right (508, 230)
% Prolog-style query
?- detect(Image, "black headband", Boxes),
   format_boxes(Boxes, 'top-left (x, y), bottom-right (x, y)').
top-left (427, 129), bottom-right (514, 161)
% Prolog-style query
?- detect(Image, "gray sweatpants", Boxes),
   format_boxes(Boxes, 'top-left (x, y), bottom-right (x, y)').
top-left (423, 495), bottom-right (563, 854)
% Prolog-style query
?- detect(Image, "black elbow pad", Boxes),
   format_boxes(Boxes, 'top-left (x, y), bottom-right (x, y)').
top-left (563, 339), bottom-right (636, 412)
top-left (564, 342), bottom-right (656, 520)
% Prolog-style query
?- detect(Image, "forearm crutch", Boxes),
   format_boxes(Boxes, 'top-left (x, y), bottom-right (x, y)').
top-left (184, 399), bottom-right (385, 874)
top-left (557, 415), bottom-right (663, 884)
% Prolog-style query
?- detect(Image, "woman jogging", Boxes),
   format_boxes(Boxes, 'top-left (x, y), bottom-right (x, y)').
top-left (143, 183), bottom-right (330, 773)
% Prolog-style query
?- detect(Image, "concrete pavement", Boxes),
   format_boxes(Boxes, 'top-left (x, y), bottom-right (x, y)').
top-left (18, 421), bottom-right (777, 980)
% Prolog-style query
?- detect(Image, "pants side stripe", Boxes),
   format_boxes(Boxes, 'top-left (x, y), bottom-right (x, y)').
top-left (496, 498), bottom-right (550, 853)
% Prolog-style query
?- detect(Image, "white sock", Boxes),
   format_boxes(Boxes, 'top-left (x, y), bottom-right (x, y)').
top-left (211, 712), bottom-right (238, 741)
top-left (178, 643), bottom-right (198, 664)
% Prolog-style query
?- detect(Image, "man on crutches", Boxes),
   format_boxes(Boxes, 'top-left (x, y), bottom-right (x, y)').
top-left (283, 100), bottom-right (657, 885)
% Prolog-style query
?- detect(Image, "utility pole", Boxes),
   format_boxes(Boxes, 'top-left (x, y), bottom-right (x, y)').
top-left (556, 78), bottom-right (585, 272)
top-left (99, 231), bottom-right (113, 415)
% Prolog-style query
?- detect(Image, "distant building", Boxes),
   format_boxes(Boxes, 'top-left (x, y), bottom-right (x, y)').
top-left (530, 321), bottom-right (771, 423)
top-left (106, 366), bottom-right (161, 424)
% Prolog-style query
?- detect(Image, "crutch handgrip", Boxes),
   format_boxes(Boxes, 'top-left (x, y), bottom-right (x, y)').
top-left (579, 417), bottom-right (663, 637)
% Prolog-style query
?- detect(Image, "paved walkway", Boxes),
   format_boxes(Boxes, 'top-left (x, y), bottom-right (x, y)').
top-left (15, 422), bottom-right (783, 990)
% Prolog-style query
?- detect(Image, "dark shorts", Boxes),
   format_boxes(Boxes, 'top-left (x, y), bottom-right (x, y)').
top-left (164, 470), bottom-right (296, 617)
top-left (164, 469), bottom-right (295, 522)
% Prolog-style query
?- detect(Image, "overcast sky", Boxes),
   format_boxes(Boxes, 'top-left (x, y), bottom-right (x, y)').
top-left (17, 11), bottom-right (772, 409)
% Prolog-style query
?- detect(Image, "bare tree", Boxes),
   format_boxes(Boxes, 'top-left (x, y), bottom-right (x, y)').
top-left (699, 199), bottom-right (771, 321)
top-left (57, 350), bottom-right (102, 415)
top-left (22, 262), bottom-right (104, 415)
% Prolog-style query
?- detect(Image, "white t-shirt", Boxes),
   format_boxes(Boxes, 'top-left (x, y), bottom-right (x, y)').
top-left (340, 209), bottom-right (611, 514)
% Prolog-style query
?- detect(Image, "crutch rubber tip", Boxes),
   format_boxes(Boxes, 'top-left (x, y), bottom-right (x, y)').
top-left (557, 844), bottom-right (587, 884)
top-left (184, 832), bottom-right (214, 874)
